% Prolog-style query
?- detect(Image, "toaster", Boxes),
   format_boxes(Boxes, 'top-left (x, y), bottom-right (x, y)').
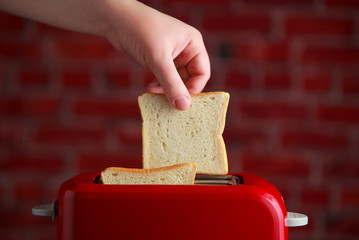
top-left (33, 172), bottom-right (308, 240)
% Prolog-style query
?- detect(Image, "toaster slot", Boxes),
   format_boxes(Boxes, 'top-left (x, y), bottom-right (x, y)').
top-left (93, 175), bottom-right (102, 184)
top-left (93, 174), bottom-right (243, 185)
top-left (194, 175), bottom-right (243, 185)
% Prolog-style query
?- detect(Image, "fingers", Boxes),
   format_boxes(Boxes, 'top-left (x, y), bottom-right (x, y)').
top-left (150, 56), bottom-right (191, 111)
top-left (147, 47), bottom-right (210, 111)
top-left (182, 49), bottom-right (210, 94)
top-left (173, 38), bottom-right (210, 94)
top-left (147, 66), bottom-right (190, 93)
top-left (146, 27), bottom-right (210, 111)
top-left (147, 81), bottom-right (164, 94)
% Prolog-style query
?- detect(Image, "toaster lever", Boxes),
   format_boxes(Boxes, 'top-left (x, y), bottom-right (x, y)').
top-left (285, 212), bottom-right (308, 227)
top-left (32, 199), bottom-right (58, 221)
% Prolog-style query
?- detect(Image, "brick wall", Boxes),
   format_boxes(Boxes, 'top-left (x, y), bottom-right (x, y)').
top-left (0, 0), bottom-right (358, 239)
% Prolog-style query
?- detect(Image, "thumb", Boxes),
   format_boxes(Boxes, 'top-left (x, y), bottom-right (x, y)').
top-left (150, 58), bottom-right (191, 111)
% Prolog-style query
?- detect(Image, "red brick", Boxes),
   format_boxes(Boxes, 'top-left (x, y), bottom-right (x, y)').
top-left (237, 41), bottom-right (288, 61)
top-left (301, 47), bottom-right (359, 64)
top-left (282, 131), bottom-right (348, 148)
top-left (301, 188), bottom-right (330, 206)
top-left (0, 97), bottom-right (60, 116)
top-left (117, 123), bottom-right (142, 145)
top-left (77, 152), bottom-right (142, 171)
top-left (325, 0), bottom-right (359, 8)
top-left (0, 122), bottom-right (24, 144)
top-left (317, 104), bottom-right (359, 123)
top-left (323, 159), bottom-right (359, 178)
top-left (14, 181), bottom-right (43, 201)
top-left (19, 70), bottom-right (49, 85)
top-left (0, 13), bottom-right (25, 32)
top-left (242, 0), bottom-right (313, 5)
top-left (325, 213), bottom-right (359, 235)
top-left (214, 42), bottom-right (234, 61)
top-left (223, 124), bottom-right (267, 145)
top-left (106, 71), bottom-right (130, 88)
top-left (161, 0), bottom-right (228, 3)
top-left (73, 97), bottom-right (140, 117)
top-left (203, 14), bottom-right (270, 33)
top-left (62, 71), bottom-right (91, 88)
top-left (0, 207), bottom-right (51, 227)
top-left (53, 36), bottom-right (115, 59)
top-left (302, 74), bottom-right (331, 92)
top-left (224, 71), bottom-right (251, 89)
top-left (143, 71), bottom-right (156, 86)
top-left (0, 62), bottom-right (7, 86)
top-left (239, 100), bottom-right (307, 119)
top-left (0, 39), bottom-right (42, 59)
top-left (264, 72), bottom-right (291, 89)
top-left (0, 154), bottom-right (64, 172)
top-left (285, 17), bottom-right (353, 36)
top-left (341, 188), bottom-right (359, 207)
top-left (241, 152), bottom-right (310, 176)
top-left (342, 74), bottom-right (359, 93)
top-left (37, 229), bottom-right (57, 240)
top-left (161, 0), bottom-right (230, 14)
top-left (34, 125), bottom-right (104, 143)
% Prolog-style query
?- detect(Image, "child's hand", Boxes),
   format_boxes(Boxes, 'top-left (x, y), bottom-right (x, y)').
top-left (0, 0), bottom-right (211, 110)
top-left (105, 0), bottom-right (210, 110)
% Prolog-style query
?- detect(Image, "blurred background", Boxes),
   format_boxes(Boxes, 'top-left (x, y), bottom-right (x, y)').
top-left (0, 0), bottom-right (358, 239)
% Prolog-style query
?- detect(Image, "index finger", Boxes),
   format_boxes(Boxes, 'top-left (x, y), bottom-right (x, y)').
top-left (184, 49), bottom-right (211, 94)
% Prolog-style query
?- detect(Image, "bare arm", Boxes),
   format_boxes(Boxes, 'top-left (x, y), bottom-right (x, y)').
top-left (0, 0), bottom-right (210, 110)
top-left (0, 0), bottom-right (108, 36)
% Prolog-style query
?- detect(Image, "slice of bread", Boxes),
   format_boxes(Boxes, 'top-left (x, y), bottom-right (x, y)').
top-left (101, 163), bottom-right (197, 185)
top-left (138, 92), bottom-right (229, 174)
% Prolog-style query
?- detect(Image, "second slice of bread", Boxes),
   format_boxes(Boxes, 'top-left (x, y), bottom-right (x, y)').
top-left (101, 163), bottom-right (197, 185)
top-left (138, 92), bottom-right (229, 174)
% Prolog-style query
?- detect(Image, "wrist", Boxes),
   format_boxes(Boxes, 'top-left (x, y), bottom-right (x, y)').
top-left (101, 0), bottom-right (158, 48)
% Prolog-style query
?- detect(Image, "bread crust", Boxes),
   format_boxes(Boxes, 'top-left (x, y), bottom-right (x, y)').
top-left (138, 91), bottom-right (228, 99)
top-left (101, 163), bottom-right (197, 185)
top-left (103, 163), bottom-right (197, 174)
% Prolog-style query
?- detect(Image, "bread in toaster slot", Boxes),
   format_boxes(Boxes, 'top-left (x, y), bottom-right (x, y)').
top-left (138, 92), bottom-right (229, 175)
top-left (101, 163), bottom-right (197, 185)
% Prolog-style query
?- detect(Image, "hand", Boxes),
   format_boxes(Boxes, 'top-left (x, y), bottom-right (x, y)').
top-left (104, 0), bottom-right (210, 110)
top-left (0, 0), bottom-right (211, 110)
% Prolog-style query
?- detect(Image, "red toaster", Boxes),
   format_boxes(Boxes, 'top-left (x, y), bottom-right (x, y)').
top-left (33, 172), bottom-right (307, 240)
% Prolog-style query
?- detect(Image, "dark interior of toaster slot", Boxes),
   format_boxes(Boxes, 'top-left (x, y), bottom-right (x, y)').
top-left (93, 175), bottom-right (102, 184)
top-left (93, 174), bottom-right (244, 185)
top-left (239, 175), bottom-right (244, 184)
top-left (234, 175), bottom-right (244, 185)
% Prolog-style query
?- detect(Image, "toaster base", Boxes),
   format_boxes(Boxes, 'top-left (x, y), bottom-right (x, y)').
top-left (56, 172), bottom-right (288, 240)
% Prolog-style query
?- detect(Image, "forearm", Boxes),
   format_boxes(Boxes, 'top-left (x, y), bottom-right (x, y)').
top-left (0, 0), bottom-right (125, 37)
top-left (0, 0), bottom-right (210, 110)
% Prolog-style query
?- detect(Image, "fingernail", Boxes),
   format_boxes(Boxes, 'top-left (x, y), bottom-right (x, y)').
top-left (174, 96), bottom-right (190, 110)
